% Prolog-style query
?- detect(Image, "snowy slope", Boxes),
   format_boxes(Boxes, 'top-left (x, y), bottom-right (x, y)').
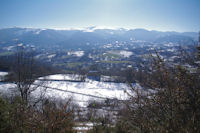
top-left (35, 74), bottom-right (134, 107)
top-left (0, 74), bottom-right (138, 107)
top-left (0, 71), bottom-right (8, 81)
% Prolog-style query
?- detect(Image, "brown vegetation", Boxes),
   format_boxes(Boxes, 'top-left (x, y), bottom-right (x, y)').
top-left (117, 47), bottom-right (200, 133)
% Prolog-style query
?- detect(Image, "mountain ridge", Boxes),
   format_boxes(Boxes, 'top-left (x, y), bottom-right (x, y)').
top-left (0, 27), bottom-right (198, 50)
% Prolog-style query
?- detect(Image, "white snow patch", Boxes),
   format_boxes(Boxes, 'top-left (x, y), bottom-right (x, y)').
top-left (0, 83), bottom-right (16, 95)
top-left (40, 74), bottom-right (82, 81)
top-left (34, 29), bottom-right (46, 34)
top-left (47, 54), bottom-right (56, 59)
top-left (167, 48), bottom-right (176, 52)
top-left (119, 50), bottom-right (133, 58)
top-left (73, 126), bottom-right (93, 131)
top-left (68, 51), bottom-right (84, 57)
top-left (103, 44), bottom-right (112, 48)
top-left (3, 46), bottom-right (15, 51)
top-left (17, 43), bottom-right (23, 47)
top-left (0, 72), bottom-right (8, 76)
top-left (0, 72), bottom-right (8, 81)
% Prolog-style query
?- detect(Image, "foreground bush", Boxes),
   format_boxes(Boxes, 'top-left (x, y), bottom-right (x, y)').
top-left (0, 96), bottom-right (74, 133)
top-left (119, 50), bottom-right (200, 133)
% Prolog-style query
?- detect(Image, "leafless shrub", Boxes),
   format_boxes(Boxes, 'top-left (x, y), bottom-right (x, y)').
top-left (120, 48), bottom-right (200, 132)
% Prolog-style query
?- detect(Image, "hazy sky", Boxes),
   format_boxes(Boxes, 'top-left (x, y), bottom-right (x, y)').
top-left (0, 0), bottom-right (200, 32)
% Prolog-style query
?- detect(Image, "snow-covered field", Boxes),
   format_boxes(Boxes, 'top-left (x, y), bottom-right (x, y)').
top-left (0, 71), bottom-right (8, 81)
top-left (35, 74), bottom-right (134, 107)
top-left (67, 51), bottom-right (84, 57)
top-left (0, 71), bottom-right (8, 77)
top-left (119, 50), bottom-right (133, 58)
top-left (108, 50), bottom-right (133, 58)
top-left (0, 74), bottom-right (138, 107)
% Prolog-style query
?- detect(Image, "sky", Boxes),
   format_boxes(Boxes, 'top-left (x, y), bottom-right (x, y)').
top-left (0, 0), bottom-right (200, 32)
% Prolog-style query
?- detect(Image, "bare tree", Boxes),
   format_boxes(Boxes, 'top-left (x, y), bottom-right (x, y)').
top-left (9, 45), bottom-right (46, 106)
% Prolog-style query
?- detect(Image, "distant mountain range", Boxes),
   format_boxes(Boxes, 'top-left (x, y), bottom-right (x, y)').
top-left (0, 27), bottom-right (198, 49)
